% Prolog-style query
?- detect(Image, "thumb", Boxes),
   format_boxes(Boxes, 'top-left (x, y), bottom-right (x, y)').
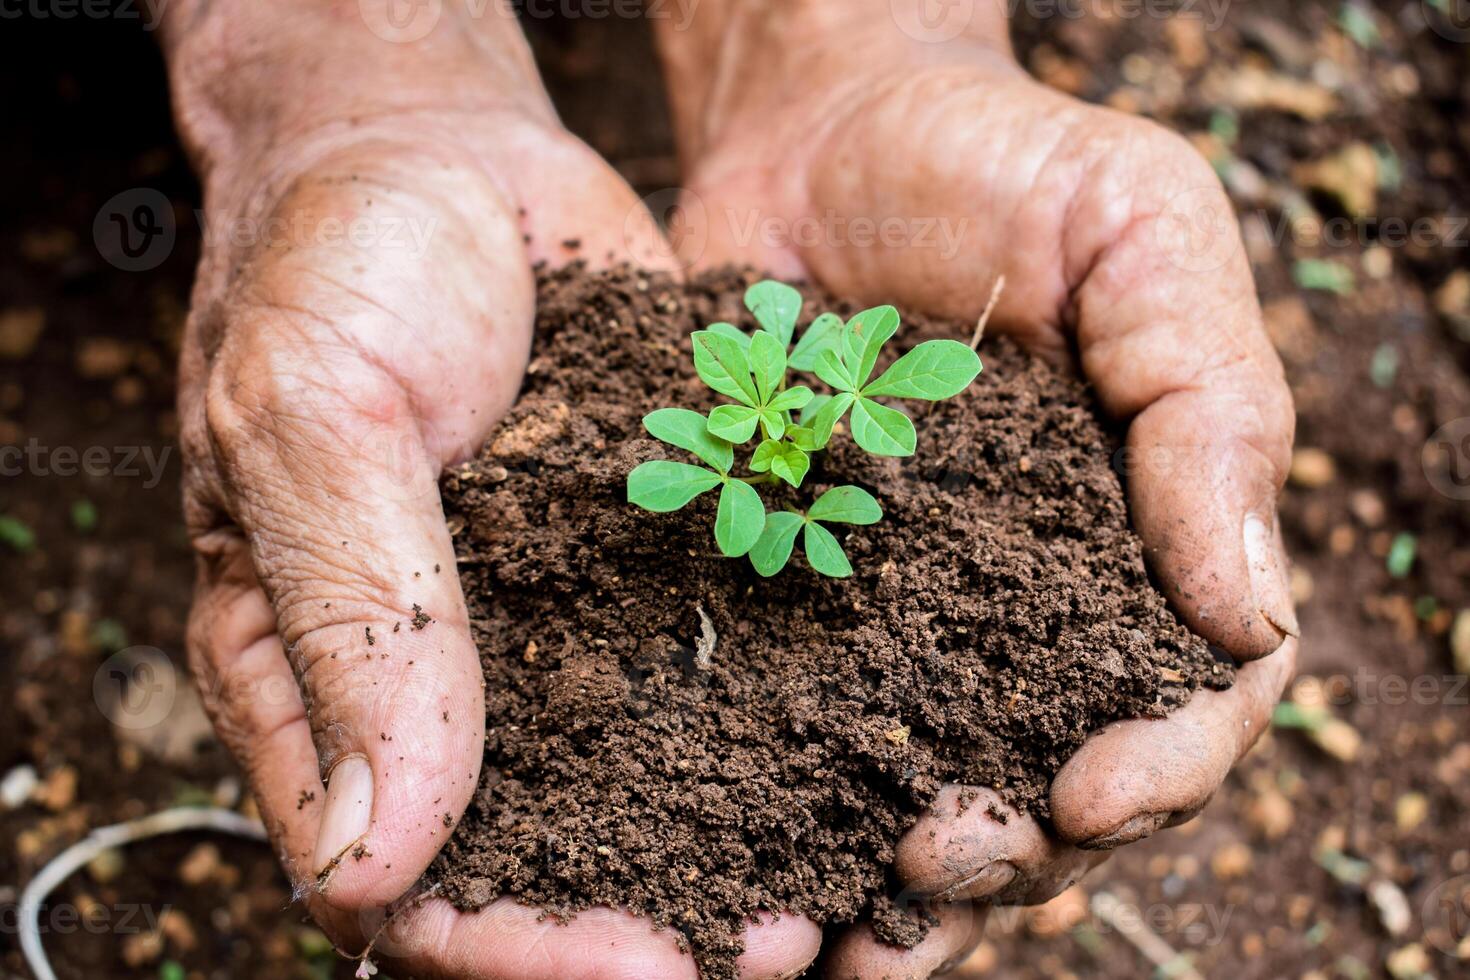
top-left (1072, 152), bottom-right (1298, 661)
top-left (199, 347), bottom-right (488, 911)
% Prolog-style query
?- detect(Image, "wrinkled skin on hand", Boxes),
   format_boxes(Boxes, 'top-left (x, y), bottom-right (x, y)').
top-left (655, 2), bottom-right (1298, 973)
top-left (167, 4), bottom-right (821, 976)
top-left (166, 0), bottom-right (1296, 975)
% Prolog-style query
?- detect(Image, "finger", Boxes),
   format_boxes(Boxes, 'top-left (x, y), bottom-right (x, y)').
top-left (185, 143), bottom-right (541, 912)
top-left (375, 899), bottom-right (698, 980)
top-left (364, 898), bottom-right (819, 980)
top-left (1062, 125), bottom-right (1297, 662)
top-left (1051, 638), bottom-right (1298, 849)
top-left (893, 785), bottom-right (1106, 909)
top-left (203, 364), bottom-right (490, 911)
top-left (823, 902), bottom-right (988, 980)
top-left (709, 67), bottom-right (1297, 661)
top-left (496, 122), bottom-right (684, 275)
top-left (186, 532), bottom-right (326, 889)
top-left (736, 912), bottom-right (823, 980)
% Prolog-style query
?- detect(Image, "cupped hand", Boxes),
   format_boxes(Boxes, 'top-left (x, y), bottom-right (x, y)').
top-left (657, 6), bottom-right (1298, 973)
top-left (174, 92), bottom-right (822, 980)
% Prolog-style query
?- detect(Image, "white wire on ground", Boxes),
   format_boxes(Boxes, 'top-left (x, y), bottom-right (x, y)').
top-left (17, 806), bottom-right (267, 980)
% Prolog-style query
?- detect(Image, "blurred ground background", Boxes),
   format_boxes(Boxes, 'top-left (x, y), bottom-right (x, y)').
top-left (2, 1), bottom-right (1468, 978)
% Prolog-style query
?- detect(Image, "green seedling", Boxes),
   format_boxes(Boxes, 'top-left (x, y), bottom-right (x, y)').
top-left (627, 280), bottom-right (982, 577)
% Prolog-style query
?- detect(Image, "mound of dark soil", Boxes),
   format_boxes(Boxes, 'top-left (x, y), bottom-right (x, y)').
top-left (427, 264), bottom-right (1229, 978)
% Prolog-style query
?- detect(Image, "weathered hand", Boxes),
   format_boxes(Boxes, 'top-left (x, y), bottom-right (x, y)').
top-left (656, 1), bottom-right (1297, 973)
top-left (166, 2), bottom-right (821, 976)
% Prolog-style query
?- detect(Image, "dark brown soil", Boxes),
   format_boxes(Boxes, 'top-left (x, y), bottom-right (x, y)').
top-left (427, 264), bottom-right (1229, 977)
top-left (8, 4), bottom-right (1470, 980)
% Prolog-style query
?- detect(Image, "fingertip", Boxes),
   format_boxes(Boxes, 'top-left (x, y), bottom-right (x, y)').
top-left (737, 912), bottom-right (822, 980)
top-left (1051, 642), bottom-right (1296, 848)
top-left (1126, 400), bottom-right (1295, 663)
top-left (306, 630), bottom-right (486, 911)
top-left (893, 786), bottom-right (1021, 901)
top-left (823, 903), bottom-right (987, 980)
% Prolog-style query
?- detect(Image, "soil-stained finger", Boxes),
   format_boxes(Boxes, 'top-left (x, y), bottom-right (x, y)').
top-left (1051, 638), bottom-right (1299, 848)
top-left (822, 902), bottom-right (988, 980)
top-left (893, 785), bottom-right (1099, 907)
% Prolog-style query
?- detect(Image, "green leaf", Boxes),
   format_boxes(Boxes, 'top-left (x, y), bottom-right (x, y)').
top-left (803, 521), bottom-right (853, 578)
top-left (706, 321), bottom-right (751, 352)
top-left (707, 404), bottom-right (761, 443)
top-left (758, 408), bottom-right (786, 441)
top-left (806, 391), bottom-right (855, 449)
top-left (714, 479), bottom-right (766, 557)
top-left (787, 425), bottom-right (820, 451)
top-left (643, 408), bottom-right (734, 473)
top-left (789, 312), bottom-right (844, 371)
top-left (1386, 533), bottom-right (1416, 579)
top-left (769, 444), bottom-right (810, 488)
top-left (1292, 258), bottom-right (1354, 296)
top-left (748, 330), bottom-right (787, 404)
top-left (692, 330), bottom-right (759, 406)
top-left (0, 515), bottom-right (36, 552)
top-left (627, 460), bottom-right (722, 512)
top-left (842, 306), bottom-right (900, 388)
top-left (745, 280), bottom-right (803, 346)
top-left (808, 485), bottom-right (882, 525)
top-left (749, 512), bottom-right (803, 577)
top-left (850, 397), bottom-right (916, 456)
top-left (863, 340), bottom-right (982, 400)
top-left (71, 499), bottom-right (98, 533)
top-left (813, 348), bottom-right (855, 392)
top-left (749, 439), bottom-right (782, 473)
top-left (797, 393), bottom-right (832, 425)
top-left (766, 385), bottom-right (813, 413)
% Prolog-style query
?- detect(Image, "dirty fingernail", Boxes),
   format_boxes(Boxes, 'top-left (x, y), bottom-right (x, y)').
top-left (935, 860), bottom-right (1017, 903)
top-left (1079, 810), bottom-right (1171, 850)
top-left (313, 754), bottom-right (373, 878)
top-left (1243, 512), bottom-right (1299, 641)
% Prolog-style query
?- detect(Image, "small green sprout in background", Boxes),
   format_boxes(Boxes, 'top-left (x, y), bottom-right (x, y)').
top-left (0, 514), bottom-right (36, 553)
top-left (1386, 532), bottom-right (1416, 579)
top-left (1293, 258), bottom-right (1356, 296)
top-left (71, 498), bottom-right (98, 533)
top-left (627, 280), bottom-right (982, 578)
